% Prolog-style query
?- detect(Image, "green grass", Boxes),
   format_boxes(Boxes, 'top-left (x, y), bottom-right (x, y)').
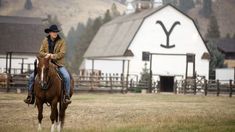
top-left (0, 93), bottom-right (235, 132)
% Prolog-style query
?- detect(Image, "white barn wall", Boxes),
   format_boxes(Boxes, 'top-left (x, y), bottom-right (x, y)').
top-left (128, 6), bottom-right (209, 79)
top-left (83, 6), bottom-right (209, 80)
top-left (84, 59), bottom-right (124, 74)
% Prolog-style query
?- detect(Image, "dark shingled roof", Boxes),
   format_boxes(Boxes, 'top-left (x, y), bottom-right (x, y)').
top-left (217, 39), bottom-right (235, 53)
top-left (0, 16), bottom-right (46, 55)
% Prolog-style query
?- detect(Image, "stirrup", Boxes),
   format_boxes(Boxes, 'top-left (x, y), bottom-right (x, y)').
top-left (24, 96), bottom-right (34, 104)
top-left (63, 95), bottom-right (71, 104)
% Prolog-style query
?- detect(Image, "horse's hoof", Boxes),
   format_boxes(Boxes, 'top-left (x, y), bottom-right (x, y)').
top-left (38, 123), bottom-right (42, 131)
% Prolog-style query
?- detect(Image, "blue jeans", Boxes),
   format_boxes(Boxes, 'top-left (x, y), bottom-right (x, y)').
top-left (28, 66), bottom-right (70, 96)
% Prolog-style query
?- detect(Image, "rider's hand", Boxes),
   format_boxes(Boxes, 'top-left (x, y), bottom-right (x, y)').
top-left (45, 54), bottom-right (51, 59)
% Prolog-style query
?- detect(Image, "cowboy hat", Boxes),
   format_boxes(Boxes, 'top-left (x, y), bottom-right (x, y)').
top-left (44, 25), bottom-right (60, 33)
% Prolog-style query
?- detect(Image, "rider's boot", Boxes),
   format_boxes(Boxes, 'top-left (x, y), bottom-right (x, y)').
top-left (24, 92), bottom-right (35, 104)
top-left (64, 94), bottom-right (71, 104)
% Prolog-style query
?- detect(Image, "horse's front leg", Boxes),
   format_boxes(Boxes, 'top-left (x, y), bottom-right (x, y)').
top-left (50, 99), bottom-right (58, 132)
top-left (36, 99), bottom-right (43, 131)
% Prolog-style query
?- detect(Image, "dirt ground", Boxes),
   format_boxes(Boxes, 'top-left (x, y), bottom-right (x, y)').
top-left (0, 92), bottom-right (235, 132)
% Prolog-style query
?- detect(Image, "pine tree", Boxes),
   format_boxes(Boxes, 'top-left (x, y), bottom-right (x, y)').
top-left (92, 16), bottom-right (103, 35)
top-left (207, 40), bottom-right (224, 79)
top-left (67, 5), bottom-right (121, 72)
top-left (225, 33), bottom-right (231, 39)
top-left (24, 0), bottom-right (33, 10)
top-left (206, 15), bottom-right (220, 39)
top-left (200, 0), bottom-right (212, 17)
top-left (111, 3), bottom-right (120, 18)
top-left (103, 9), bottom-right (112, 24)
top-left (163, 0), bottom-right (177, 6)
top-left (0, 0), bottom-right (2, 7)
top-left (178, 0), bottom-right (195, 13)
top-left (140, 62), bottom-right (150, 83)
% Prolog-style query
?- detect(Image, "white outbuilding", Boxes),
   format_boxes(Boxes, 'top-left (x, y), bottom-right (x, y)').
top-left (83, 4), bottom-right (210, 92)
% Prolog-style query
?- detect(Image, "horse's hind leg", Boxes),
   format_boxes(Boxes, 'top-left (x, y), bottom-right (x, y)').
top-left (36, 100), bottom-right (43, 131)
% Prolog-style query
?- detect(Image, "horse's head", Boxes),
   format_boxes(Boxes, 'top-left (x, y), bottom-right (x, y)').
top-left (37, 56), bottom-right (51, 89)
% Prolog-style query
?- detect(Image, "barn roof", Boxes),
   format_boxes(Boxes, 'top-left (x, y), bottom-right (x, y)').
top-left (217, 39), bottom-right (235, 53)
top-left (0, 16), bottom-right (46, 55)
top-left (84, 4), bottom-right (208, 59)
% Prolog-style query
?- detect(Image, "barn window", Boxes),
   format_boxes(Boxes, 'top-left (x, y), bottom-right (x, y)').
top-left (142, 52), bottom-right (150, 61)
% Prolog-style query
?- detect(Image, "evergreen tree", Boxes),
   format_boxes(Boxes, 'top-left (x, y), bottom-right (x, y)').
top-left (207, 40), bottom-right (224, 79)
top-left (24, 0), bottom-right (33, 10)
top-left (200, 0), bottom-right (212, 17)
top-left (66, 23), bottom-right (86, 72)
top-left (163, 0), bottom-right (177, 6)
top-left (178, 0), bottom-right (195, 13)
top-left (140, 62), bottom-right (150, 83)
top-left (0, 0), bottom-right (2, 7)
top-left (233, 33), bottom-right (235, 39)
top-left (194, 19), bottom-right (200, 30)
top-left (111, 3), bottom-right (121, 18)
top-left (103, 9), bottom-right (112, 24)
top-left (74, 18), bottom-right (95, 71)
top-left (225, 33), bottom-right (231, 39)
top-left (67, 5), bottom-right (121, 73)
top-left (92, 16), bottom-right (103, 35)
top-left (206, 15), bottom-right (220, 39)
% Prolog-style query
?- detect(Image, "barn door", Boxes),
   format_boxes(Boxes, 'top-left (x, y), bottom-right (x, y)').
top-left (160, 76), bottom-right (174, 92)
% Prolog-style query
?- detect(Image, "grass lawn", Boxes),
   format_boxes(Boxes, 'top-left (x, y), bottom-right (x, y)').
top-left (0, 93), bottom-right (235, 132)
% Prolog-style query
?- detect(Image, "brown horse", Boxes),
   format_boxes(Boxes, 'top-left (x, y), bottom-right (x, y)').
top-left (34, 57), bottom-right (73, 132)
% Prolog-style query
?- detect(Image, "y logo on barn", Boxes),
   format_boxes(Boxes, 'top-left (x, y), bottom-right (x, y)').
top-left (156, 20), bottom-right (181, 49)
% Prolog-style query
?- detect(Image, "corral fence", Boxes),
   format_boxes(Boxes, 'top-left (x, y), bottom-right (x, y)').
top-left (0, 73), bottom-right (234, 97)
top-left (177, 78), bottom-right (234, 97)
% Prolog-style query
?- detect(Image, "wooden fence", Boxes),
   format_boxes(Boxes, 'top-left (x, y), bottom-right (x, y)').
top-left (0, 73), bottom-right (234, 97)
top-left (176, 78), bottom-right (234, 97)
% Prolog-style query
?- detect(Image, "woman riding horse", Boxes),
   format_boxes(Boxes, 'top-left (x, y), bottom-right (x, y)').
top-left (24, 24), bottom-right (71, 104)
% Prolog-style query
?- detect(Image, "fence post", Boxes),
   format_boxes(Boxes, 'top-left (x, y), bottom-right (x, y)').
top-left (229, 80), bottom-right (232, 97)
top-left (157, 81), bottom-right (160, 93)
top-left (194, 78), bottom-right (197, 95)
top-left (90, 73), bottom-right (94, 92)
top-left (174, 80), bottom-right (177, 94)
top-left (6, 73), bottom-right (10, 92)
top-left (109, 76), bottom-right (113, 93)
top-left (130, 79), bottom-right (133, 91)
top-left (184, 79), bottom-right (187, 94)
top-left (217, 80), bottom-right (220, 96)
top-left (125, 74), bottom-right (129, 93)
top-left (121, 74), bottom-right (124, 93)
top-left (204, 79), bottom-right (208, 96)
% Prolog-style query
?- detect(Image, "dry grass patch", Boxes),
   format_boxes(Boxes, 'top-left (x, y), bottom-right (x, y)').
top-left (0, 93), bottom-right (235, 132)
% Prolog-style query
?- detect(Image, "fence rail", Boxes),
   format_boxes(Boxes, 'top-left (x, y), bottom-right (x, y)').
top-left (0, 73), bottom-right (234, 97)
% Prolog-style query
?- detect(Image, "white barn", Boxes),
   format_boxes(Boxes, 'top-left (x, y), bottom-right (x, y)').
top-left (83, 4), bottom-right (210, 91)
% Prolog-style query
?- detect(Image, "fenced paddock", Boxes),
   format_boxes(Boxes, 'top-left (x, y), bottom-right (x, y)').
top-left (0, 93), bottom-right (235, 132)
top-left (0, 74), bottom-right (235, 97)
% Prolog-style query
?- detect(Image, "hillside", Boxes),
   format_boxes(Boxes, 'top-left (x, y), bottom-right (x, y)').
top-left (188, 0), bottom-right (235, 38)
top-left (0, 0), bottom-right (126, 35)
top-left (0, 0), bottom-right (234, 38)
